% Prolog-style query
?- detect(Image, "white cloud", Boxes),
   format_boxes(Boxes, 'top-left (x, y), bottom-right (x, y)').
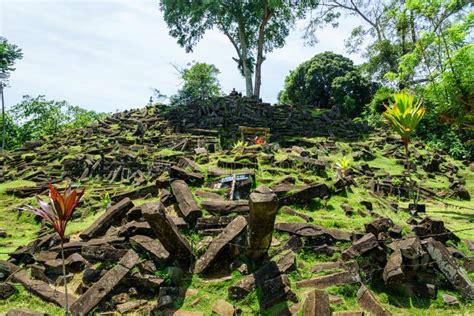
top-left (1, 0), bottom-right (364, 111)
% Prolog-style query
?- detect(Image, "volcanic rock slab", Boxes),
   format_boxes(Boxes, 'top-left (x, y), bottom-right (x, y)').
top-left (69, 250), bottom-right (139, 315)
top-left (142, 202), bottom-right (194, 261)
top-left (194, 216), bottom-right (247, 274)
top-left (80, 198), bottom-right (134, 239)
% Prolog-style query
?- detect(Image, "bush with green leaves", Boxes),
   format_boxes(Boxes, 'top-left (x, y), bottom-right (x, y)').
top-left (170, 62), bottom-right (222, 106)
top-left (278, 52), bottom-right (375, 117)
top-left (2, 95), bottom-right (107, 149)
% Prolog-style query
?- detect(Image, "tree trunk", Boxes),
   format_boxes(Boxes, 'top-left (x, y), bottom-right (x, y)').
top-left (237, 17), bottom-right (253, 97)
top-left (253, 1), bottom-right (272, 98)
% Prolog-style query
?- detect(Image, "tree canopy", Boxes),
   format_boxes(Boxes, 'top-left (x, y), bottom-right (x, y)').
top-left (160, 0), bottom-right (317, 98)
top-left (0, 37), bottom-right (23, 79)
top-left (2, 95), bottom-right (107, 149)
top-left (278, 52), bottom-right (374, 117)
top-left (170, 62), bottom-right (222, 105)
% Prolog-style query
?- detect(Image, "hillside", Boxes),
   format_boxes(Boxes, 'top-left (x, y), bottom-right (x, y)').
top-left (0, 96), bottom-right (473, 315)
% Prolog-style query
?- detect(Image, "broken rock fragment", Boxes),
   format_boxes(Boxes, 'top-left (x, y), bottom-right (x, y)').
top-left (302, 289), bottom-right (331, 316)
top-left (341, 233), bottom-right (379, 260)
top-left (423, 237), bottom-right (474, 299)
top-left (194, 216), bottom-right (247, 274)
top-left (357, 284), bottom-right (392, 316)
top-left (142, 201), bottom-right (194, 261)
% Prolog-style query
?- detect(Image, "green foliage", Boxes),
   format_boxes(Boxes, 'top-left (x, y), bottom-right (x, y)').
top-left (364, 86), bottom-right (395, 127)
top-left (3, 95), bottom-right (107, 150)
top-left (160, 0), bottom-right (317, 97)
top-left (382, 92), bottom-right (425, 154)
top-left (278, 52), bottom-right (374, 117)
top-left (232, 139), bottom-right (248, 150)
top-left (170, 62), bottom-right (222, 105)
top-left (0, 37), bottom-right (23, 77)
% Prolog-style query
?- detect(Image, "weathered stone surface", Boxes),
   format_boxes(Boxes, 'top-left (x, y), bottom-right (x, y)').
top-left (356, 284), bottom-right (392, 316)
top-left (228, 250), bottom-right (295, 300)
top-left (130, 235), bottom-right (170, 263)
top-left (275, 222), bottom-right (351, 242)
top-left (383, 249), bottom-right (404, 284)
top-left (80, 198), bottom-right (134, 239)
top-left (270, 235), bottom-right (303, 258)
top-left (248, 187), bottom-right (279, 259)
top-left (296, 271), bottom-right (359, 289)
top-left (81, 244), bottom-right (127, 262)
top-left (212, 299), bottom-right (235, 316)
top-left (302, 289), bottom-right (331, 316)
top-left (365, 218), bottom-right (393, 235)
top-left (279, 184), bottom-right (330, 205)
top-left (390, 236), bottom-right (425, 260)
top-left (194, 216), bottom-right (247, 274)
top-left (0, 282), bottom-right (16, 299)
top-left (170, 165), bottom-right (204, 186)
top-left (413, 217), bottom-right (459, 243)
top-left (442, 293), bottom-right (459, 305)
top-left (6, 310), bottom-right (47, 316)
top-left (341, 233), bottom-right (378, 260)
top-left (423, 237), bottom-right (474, 299)
top-left (195, 216), bottom-right (240, 230)
top-left (200, 199), bottom-right (249, 214)
top-left (69, 250), bottom-right (139, 315)
top-left (116, 299), bottom-right (147, 313)
top-left (142, 202), bottom-right (194, 261)
top-left (0, 260), bottom-right (75, 307)
top-left (171, 179), bottom-right (202, 225)
top-left (282, 206), bottom-right (313, 222)
top-left (310, 262), bottom-right (343, 274)
top-left (195, 189), bottom-right (223, 200)
top-left (259, 274), bottom-right (297, 310)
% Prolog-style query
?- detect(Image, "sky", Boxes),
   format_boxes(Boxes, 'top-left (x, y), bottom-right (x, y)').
top-left (0, 0), bottom-right (364, 113)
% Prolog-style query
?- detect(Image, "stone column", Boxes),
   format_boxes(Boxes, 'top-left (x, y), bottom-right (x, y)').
top-left (248, 185), bottom-right (279, 259)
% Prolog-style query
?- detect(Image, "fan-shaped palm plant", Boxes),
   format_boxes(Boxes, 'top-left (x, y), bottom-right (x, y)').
top-left (383, 92), bottom-right (425, 167)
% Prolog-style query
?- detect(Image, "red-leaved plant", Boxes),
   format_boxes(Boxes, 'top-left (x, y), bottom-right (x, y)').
top-left (253, 136), bottom-right (266, 145)
top-left (26, 183), bottom-right (84, 314)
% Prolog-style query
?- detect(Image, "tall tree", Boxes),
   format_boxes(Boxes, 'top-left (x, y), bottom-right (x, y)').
top-left (0, 37), bottom-right (23, 151)
top-left (160, 0), bottom-right (316, 98)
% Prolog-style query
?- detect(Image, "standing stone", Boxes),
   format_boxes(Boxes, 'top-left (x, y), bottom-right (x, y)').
top-left (423, 237), bottom-right (474, 299)
top-left (248, 186), bottom-right (279, 259)
top-left (302, 289), bottom-right (332, 316)
top-left (142, 202), bottom-right (194, 261)
top-left (69, 250), bottom-right (139, 315)
top-left (194, 216), bottom-right (247, 274)
top-left (171, 179), bottom-right (202, 225)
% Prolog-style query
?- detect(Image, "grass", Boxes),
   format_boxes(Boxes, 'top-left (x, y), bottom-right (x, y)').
top-left (0, 132), bottom-right (473, 315)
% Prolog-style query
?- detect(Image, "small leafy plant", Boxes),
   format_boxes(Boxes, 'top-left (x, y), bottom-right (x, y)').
top-left (383, 92), bottom-right (425, 168)
top-left (232, 139), bottom-right (248, 150)
top-left (335, 156), bottom-right (353, 179)
top-left (25, 183), bottom-right (84, 315)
